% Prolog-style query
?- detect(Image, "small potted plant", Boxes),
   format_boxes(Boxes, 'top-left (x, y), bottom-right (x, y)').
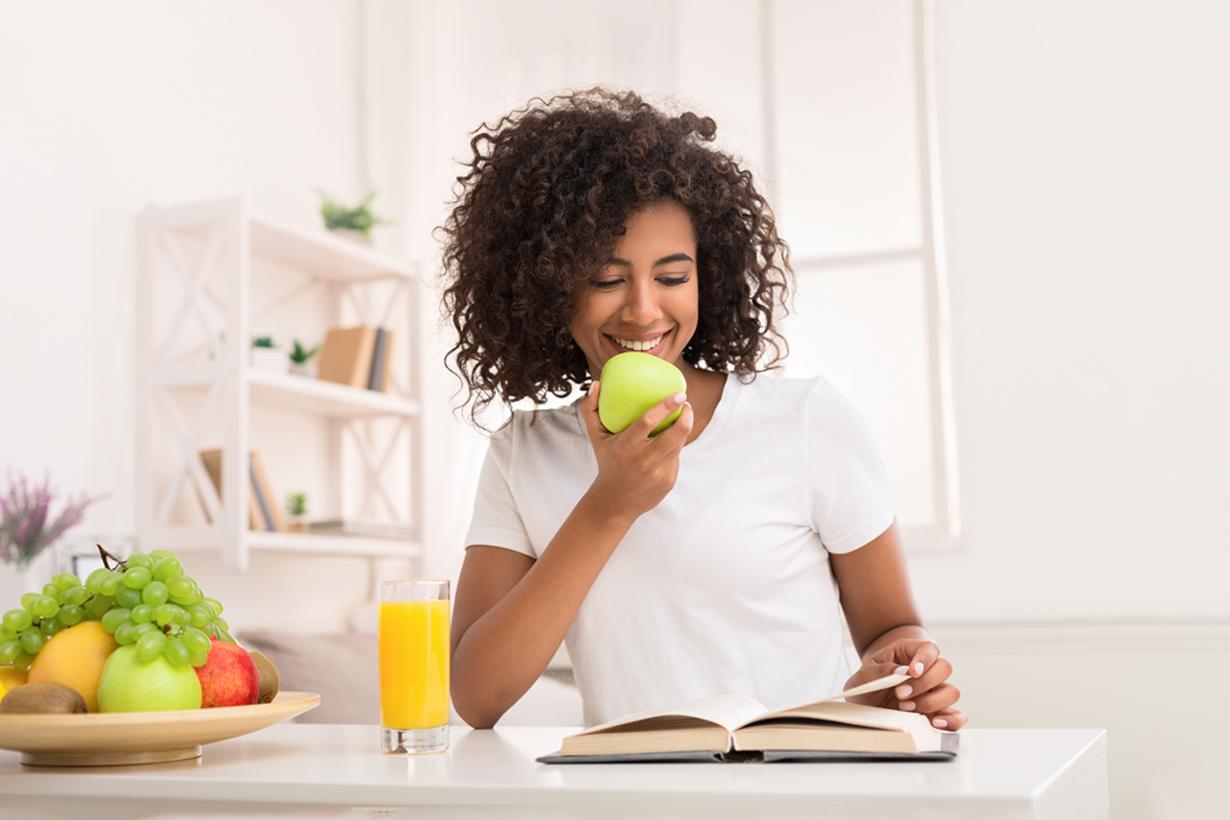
top-left (250, 336), bottom-right (286, 373)
top-left (285, 491), bottom-right (308, 534)
top-left (287, 339), bottom-right (319, 377)
top-left (316, 189), bottom-right (390, 246)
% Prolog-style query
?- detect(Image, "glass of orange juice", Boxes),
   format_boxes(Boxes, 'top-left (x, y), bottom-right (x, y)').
top-left (378, 579), bottom-right (450, 754)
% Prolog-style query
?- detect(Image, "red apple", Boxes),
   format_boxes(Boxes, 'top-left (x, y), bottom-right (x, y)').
top-left (194, 638), bottom-right (260, 708)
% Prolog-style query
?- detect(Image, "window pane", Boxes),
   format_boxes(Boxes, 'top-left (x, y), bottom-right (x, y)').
top-left (778, 259), bottom-right (936, 529)
top-left (772, 0), bottom-right (922, 257)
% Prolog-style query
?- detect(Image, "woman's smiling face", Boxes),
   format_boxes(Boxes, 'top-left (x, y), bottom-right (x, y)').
top-left (569, 199), bottom-right (699, 378)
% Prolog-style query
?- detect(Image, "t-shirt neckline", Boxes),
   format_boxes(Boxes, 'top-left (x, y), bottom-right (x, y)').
top-left (572, 370), bottom-right (741, 451)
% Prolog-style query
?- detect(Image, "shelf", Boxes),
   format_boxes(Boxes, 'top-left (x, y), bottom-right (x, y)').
top-left (160, 201), bottom-right (417, 284)
top-left (249, 215), bottom-right (419, 284)
top-left (246, 369), bottom-right (419, 419)
top-left (157, 366), bottom-right (419, 419)
top-left (139, 196), bottom-right (427, 572)
top-left (146, 528), bottom-right (420, 559)
top-left (246, 530), bottom-right (420, 559)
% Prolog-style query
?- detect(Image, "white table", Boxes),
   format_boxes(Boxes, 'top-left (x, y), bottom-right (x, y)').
top-left (0, 724), bottom-right (1107, 819)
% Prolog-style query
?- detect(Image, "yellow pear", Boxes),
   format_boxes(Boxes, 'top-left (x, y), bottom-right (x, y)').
top-left (0, 665), bottom-right (28, 703)
top-left (27, 620), bottom-right (118, 712)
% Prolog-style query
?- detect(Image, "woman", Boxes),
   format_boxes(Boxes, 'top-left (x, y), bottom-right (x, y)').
top-left (440, 88), bottom-right (965, 732)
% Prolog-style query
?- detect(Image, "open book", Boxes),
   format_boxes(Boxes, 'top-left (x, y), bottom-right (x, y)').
top-left (538, 673), bottom-right (959, 764)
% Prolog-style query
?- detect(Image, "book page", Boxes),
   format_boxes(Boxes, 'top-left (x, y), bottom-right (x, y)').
top-left (732, 672), bottom-right (911, 731)
top-left (577, 693), bottom-right (769, 736)
top-left (835, 672), bottom-right (913, 702)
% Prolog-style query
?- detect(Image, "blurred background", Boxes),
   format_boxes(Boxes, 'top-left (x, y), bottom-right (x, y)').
top-left (1, 1), bottom-right (1227, 817)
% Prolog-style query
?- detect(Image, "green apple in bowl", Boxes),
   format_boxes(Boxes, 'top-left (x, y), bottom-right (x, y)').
top-left (97, 645), bottom-right (203, 712)
top-left (597, 352), bottom-right (687, 435)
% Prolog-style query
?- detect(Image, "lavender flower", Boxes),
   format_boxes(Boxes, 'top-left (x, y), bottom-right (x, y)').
top-left (0, 471), bottom-right (103, 568)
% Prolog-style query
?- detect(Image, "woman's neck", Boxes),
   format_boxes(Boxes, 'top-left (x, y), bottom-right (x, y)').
top-left (676, 363), bottom-right (727, 445)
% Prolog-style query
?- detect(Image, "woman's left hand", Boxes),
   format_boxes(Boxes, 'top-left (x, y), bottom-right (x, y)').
top-left (842, 638), bottom-right (967, 731)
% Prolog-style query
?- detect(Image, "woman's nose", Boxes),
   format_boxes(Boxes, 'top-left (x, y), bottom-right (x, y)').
top-left (621, 279), bottom-right (661, 324)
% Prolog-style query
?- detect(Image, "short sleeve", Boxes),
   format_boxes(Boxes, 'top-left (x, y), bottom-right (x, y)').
top-left (806, 377), bottom-right (897, 554)
top-left (462, 432), bottom-right (535, 558)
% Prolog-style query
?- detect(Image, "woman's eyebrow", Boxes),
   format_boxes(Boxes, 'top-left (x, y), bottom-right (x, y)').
top-left (603, 252), bottom-right (695, 267)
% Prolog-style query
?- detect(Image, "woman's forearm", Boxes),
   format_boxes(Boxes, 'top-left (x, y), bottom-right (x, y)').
top-left (451, 489), bottom-right (634, 728)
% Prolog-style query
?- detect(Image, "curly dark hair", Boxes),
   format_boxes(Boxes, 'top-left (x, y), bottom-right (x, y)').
top-left (437, 87), bottom-right (794, 428)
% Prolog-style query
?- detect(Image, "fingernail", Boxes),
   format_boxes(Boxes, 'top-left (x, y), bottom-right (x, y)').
top-left (893, 665), bottom-right (908, 675)
top-left (671, 392), bottom-right (686, 404)
top-left (896, 685), bottom-right (912, 698)
top-left (913, 662), bottom-right (924, 676)
top-left (900, 701), bottom-right (915, 711)
top-left (933, 718), bottom-right (947, 728)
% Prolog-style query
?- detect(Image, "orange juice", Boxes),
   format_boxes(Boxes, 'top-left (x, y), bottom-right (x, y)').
top-left (378, 599), bottom-right (450, 729)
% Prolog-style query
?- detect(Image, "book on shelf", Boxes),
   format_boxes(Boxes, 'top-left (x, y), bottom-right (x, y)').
top-left (198, 449), bottom-right (260, 530)
top-left (537, 672), bottom-right (959, 764)
top-left (197, 449), bottom-right (285, 532)
top-left (307, 519), bottom-right (414, 541)
top-left (317, 325), bottom-right (395, 393)
top-left (366, 327), bottom-right (395, 392)
top-left (317, 326), bottom-right (377, 389)
top-left (249, 450), bottom-right (285, 532)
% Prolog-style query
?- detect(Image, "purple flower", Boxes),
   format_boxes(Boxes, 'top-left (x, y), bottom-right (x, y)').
top-left (0, 470), bottom-right (104, 568)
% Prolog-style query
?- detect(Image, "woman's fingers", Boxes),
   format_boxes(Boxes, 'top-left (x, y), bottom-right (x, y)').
top-left (899, 682), bottom-right (961, 716)
top-left (633, 391), bottom-right (688, 439)
top-left (578, 381), bottom-right (608, 445)
top-left (893, 657), bottom-right (952, 701)
top-left (904, 641), bottom-right (941, 678)
top-left (656, 401), bottom-right (694, 450)
top-left (927, 706), bottom-right (967, 731)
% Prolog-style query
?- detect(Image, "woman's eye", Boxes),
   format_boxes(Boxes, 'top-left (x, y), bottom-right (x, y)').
top-left (590, 275), bottom-right (690, 289)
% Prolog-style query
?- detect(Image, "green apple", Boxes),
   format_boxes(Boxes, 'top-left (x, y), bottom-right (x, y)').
top-left (97, 645), bottom-right (203, 712)
top-left (598, 352), bottom-right (687, 435)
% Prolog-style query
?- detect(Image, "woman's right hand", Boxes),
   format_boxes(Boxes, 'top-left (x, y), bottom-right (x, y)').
top-left (578, 380), bottom-right (694, 520)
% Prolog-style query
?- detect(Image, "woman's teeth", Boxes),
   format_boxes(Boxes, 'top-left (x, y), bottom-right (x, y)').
top-left (613, 334), bottom-right (665, 352)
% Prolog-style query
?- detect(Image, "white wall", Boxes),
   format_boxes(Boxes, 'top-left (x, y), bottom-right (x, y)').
top-left (0, 0), bottom-right (382, 633)
top-left (913, 0), bottom-right (1230, 621)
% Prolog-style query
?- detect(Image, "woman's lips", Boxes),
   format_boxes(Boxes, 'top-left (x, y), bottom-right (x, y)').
top-left (605, 328), bottom-right (671, 357)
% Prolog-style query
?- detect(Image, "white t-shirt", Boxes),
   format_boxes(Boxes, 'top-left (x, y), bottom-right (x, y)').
top-left (463, 371), bottom-right (896, 727)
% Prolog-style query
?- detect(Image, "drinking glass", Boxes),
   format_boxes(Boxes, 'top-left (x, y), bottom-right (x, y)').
top-left (378, 579), bottom-right (450, 754)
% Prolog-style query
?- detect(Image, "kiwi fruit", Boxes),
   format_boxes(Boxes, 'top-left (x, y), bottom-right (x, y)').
top-left (249, 650), bottom-right (279, 704)
top-left (0, 682), bottom-right (88, 714)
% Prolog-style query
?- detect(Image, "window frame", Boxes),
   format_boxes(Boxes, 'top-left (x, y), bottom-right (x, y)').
top-left (759, 0), bottom-right (964, 553)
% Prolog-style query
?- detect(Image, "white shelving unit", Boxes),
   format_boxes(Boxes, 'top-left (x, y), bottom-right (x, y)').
top-left (135, 196), bottom-right (425, 570)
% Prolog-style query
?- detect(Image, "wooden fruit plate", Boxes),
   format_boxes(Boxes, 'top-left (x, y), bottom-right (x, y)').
top-left (0, 690), bottom-right (320, 766)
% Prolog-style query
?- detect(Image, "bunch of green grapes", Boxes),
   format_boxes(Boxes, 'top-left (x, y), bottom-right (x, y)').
top-left (0, 548), bottom-right (233, 671)
top-left (87, 549), bottom-right (233, 667)
top-left (0, 572), bottom-right (94, 670)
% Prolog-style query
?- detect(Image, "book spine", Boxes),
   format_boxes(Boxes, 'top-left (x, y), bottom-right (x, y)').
top-left (249, 460), bottom-right (276, 532)
top-left (379, 329), bottom-right (395, 391)
top-left (200, 449), bottom-right (260, 529)
top-left (249, 450), bottom-right (286, 532)
top-left (367, 327), bottom-right (388, 391)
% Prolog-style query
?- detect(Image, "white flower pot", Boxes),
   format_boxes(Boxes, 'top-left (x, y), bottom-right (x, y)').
top-left (250, 347), bottom-right (287, 373)
top-left (0, 550), bottom-right (60, 610)
top-left (289, 361), bottom-right (315, 378)
top-left (331, 228), bottom-right (373, 247)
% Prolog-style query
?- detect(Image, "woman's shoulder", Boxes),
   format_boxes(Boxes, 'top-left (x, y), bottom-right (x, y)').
top-left (486, 401), bottom-right (585, 450)
top-left (733, 371), bottom-right (867, 432)
top-left (735, 369), bottom-right (830, 410)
